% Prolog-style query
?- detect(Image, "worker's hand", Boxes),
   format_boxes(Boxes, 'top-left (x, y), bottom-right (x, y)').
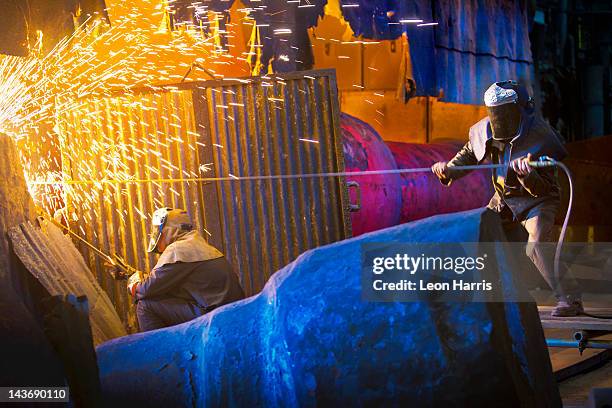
top-left (431, 161), bottom-right (449, 180)
top-left (127, 273), bottom-right (141, 297)
top-left (510, 153), bottom-right (533, 177)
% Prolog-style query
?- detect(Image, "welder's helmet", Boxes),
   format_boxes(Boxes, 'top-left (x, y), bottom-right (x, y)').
top-left (484, 80), bottom-right (532, 141)
top-left (147, 208), bottom-right (194, 253)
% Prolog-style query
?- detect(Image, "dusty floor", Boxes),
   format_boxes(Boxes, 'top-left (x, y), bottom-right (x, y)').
top-left (559, 359), bottom-right (612, 407)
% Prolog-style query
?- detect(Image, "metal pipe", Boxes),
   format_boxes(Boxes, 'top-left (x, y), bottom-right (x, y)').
top-left (26, 163), bottom-right (509, 186)
top-left (546, 339), bottom-right (612, 349)
top-left (340, 113), bottom-right (402, 236)
top-left (339, 113), bottom-right (493, 235)
top-left (573, 330), bottom-right (611, 342)
top-left (387, 140), bottom-right (493, 224)
top-left (573, 330), bottom-right (586, 342)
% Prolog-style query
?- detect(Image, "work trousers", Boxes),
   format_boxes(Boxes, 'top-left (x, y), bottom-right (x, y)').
top-left (136, 298), bottom-right (204, 332)
top-left (503, 202), bottom-right (580, 300)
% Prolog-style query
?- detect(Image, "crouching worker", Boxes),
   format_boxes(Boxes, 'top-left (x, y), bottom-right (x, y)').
top-left (431, 80), bottom-right (581, 317)
top-left (127, 208), bottom-right (245, 331)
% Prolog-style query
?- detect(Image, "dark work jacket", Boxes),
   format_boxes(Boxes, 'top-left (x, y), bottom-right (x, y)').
top-left (440, 113), bottom-right (568, 220)
top-left (135, 257), bottom-right (245, 313)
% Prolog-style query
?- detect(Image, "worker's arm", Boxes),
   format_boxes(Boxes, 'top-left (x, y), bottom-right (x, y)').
top-left (511, 154), bottom-right (558, 197)
top-left (432, 141), bottom-right (478, 186)
top-left (131, 262), bottom-right (193, 300)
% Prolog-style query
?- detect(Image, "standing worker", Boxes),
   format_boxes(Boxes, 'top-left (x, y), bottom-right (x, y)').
top-left (127, 208), bottom-right (245, 331)
top-left (431, 80), bottom-right (582, 317)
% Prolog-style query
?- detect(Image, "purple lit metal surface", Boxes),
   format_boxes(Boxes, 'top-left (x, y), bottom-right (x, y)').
top-left (387, 141), bottom-right (492, 223)
top-left (341, 113), bottom-right (492, 234)
top-left (340, 113), bottom-right (402, 236)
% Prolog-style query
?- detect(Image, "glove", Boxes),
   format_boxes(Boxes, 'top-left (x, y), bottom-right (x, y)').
top-left (431, 161), bottom-right (449, 180)
top-left (127, 273), bottom-right (141, 297)
top-left (510, 153), bottom-right (533, 176)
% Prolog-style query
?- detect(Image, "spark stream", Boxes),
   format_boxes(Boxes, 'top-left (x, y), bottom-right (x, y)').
top-left (371, 253), bottom-right (487, 275)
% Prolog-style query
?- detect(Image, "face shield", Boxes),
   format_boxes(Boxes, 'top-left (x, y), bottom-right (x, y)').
top-left (147, 207), bottom-right (172, 253)
top-left (147, 208), bottom-right (194, 253)
top-left (487, 103), bottom-right (522, 141)
top-left (484, 82), bottom-right (523, 142)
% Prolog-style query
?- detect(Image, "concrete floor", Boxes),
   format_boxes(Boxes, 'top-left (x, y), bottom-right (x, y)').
top-left (545, 328), bottom-right (612, 407)
top-left (559, 359), bottom-right (612, 408)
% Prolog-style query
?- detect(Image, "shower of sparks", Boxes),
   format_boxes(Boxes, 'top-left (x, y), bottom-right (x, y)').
top-left (0, 2), bottom-right (263, 271)
top-left (0, 1), bottom-right (431, 273)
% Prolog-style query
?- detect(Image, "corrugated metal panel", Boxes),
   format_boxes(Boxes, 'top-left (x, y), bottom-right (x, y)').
top-left (58, 90), bottom-right (212, 328)
top-left (56, 69), bottom-right (350, 326)
top-left (193, 70), bottom-right (351, 295)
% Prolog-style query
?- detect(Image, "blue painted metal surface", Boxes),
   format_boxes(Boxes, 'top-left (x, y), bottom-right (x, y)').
top-left (339, 0), bottom-right (533, 104)
top-left (434, 48), bottom-right (533, 106)
top-left (97, 208), bottom-right (560, 407)
top-left (433, 0), bottom-right (532, 62)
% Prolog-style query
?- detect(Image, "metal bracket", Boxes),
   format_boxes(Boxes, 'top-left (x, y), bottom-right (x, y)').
top-left (347, 181), bottom-right (361, 212)
top-left (574, 330), bottom-right (589, 355)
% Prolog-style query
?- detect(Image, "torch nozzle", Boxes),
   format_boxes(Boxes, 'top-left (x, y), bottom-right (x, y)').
top-left (527, 156), bottom-right (557, 168)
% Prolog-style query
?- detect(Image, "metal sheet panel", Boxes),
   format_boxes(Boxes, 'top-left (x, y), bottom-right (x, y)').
top-left (193, 70), bottom-right (351, 295)
top-left (58, 90), bottom-right (212, 328)
top-left (57, 69), bottom-right (349, 325)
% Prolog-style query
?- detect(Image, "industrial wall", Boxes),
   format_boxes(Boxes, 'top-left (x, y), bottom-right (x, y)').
top-left (308, 1), bottom-right (489, 143)
top-left (105, 0), bottom-right (490, 143)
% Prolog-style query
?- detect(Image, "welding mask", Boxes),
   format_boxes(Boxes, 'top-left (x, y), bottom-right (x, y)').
top-left (147, 208), bottom-right (194, 253)
top-left (484, 81), bottom-right (528, 142)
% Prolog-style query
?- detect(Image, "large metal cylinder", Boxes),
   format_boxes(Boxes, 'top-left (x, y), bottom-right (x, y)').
top-left (340, 113), bottom-right (493, 235)
top-left (96, 208), bottom-right (561, 407)
top-left (387, 141), bottom-right (493, 223)
top-left (340, 113), bottom-right (402, 236)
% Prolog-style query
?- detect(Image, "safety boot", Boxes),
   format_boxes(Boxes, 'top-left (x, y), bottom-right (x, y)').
top-left (551, 297), bottom-right (584, 317)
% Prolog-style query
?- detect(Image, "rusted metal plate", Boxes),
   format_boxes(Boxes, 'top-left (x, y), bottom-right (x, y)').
top-left (8, 219), bottom-right (126, 345)
top-left (559, 136), bottom-right (612, 230)
top-left (56, 69), bottom-right (350, 323)
top-left (558, 159), bottom-right (612, 227)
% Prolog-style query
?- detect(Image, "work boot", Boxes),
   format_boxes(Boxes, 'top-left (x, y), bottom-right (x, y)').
top-left (551, 298), bottom-right (584, 317)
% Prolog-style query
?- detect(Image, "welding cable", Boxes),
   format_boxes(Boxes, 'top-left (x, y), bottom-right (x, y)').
top-left (28, 163), bottom-right (510, 186)
top-left (528, 158), bottom-right (573, 302)
top-left (550, 159), bottom-right (573, 305)
top-left (530, 158), bottom-right (612, 320)
top-left (559, 166), bottom-right (612, 320)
